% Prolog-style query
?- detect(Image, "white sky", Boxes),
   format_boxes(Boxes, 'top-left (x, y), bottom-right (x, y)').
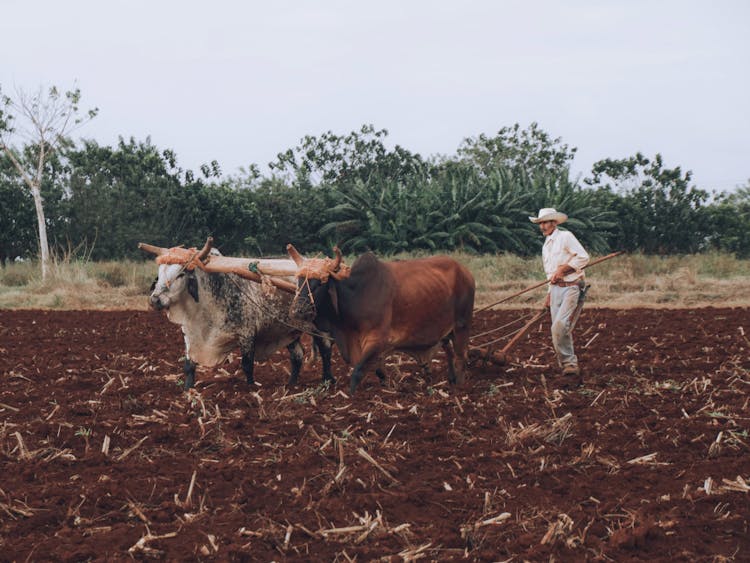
top-left (2, 1), bottom-right (748, 190)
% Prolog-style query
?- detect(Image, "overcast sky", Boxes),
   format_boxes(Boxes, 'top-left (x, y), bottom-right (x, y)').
top-left (2, 1), bottom-right (748, 190)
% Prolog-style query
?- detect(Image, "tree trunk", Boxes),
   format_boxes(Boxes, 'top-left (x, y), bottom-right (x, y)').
top-left (30, 183), bottom-right (50, 281)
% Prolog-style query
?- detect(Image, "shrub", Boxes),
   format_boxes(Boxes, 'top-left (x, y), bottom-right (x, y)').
top-left (95, 263), bottom-right (129, 287)
top-left (0, 263), bottom-right (36, 286)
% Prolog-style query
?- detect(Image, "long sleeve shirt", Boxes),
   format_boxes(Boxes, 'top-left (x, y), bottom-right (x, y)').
top-left (542, 228), bottom-right (590, 285)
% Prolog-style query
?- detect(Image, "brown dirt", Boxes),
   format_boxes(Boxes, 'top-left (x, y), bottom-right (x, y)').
top-left (1, 307), bottom-right (749, 561)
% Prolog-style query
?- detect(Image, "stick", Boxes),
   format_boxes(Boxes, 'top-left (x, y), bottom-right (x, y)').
top-left (589, 389), bottom-right (606, 407)
top-left (383, 424), bottom-right (397, 447)
top-left (116, 436), bottom-right (148, 462)
top-left (127, 500), bottom-right (151, 525)
top-left (357, 448), bottom-right (401, 485)
top-left (583, 332), bottom-right (600, 348)
top-left (14, 432), bottom-right (30, 460)
top-left (186, 471), bottom-right (197, 506)
top-left (499, 308), bottom-right (547, 355)
top-left (476, 251), bottom-right (624, 313)
top-left (128, 531), bottom-right (178, 554)
top-left (44, 404), bottom-right (59, 421)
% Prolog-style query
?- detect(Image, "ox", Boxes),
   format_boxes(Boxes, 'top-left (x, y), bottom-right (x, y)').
top-left (286, 245), bottom-right (475, 394)
top-left (141, 241), bottom-right (333, 389)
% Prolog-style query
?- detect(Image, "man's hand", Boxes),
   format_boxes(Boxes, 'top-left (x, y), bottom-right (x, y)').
top-left (550, 264), bottom-right (572, 284)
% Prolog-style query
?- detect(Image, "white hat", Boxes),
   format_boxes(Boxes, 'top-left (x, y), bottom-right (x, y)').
top-left (529, 207), bottom-right (568, 224)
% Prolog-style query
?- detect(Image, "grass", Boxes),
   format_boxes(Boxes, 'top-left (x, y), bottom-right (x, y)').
top-left (1, 251), bottom-right (749, 310)
top-left (0, 258), bottom-right (154, 309)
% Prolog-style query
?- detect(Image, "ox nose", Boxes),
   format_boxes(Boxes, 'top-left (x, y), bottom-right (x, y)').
top-left (149, 294), bottom-right (165, 311)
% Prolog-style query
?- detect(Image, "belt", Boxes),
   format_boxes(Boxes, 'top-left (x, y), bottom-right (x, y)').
top-left (552, 278), bottom-right (585, 288)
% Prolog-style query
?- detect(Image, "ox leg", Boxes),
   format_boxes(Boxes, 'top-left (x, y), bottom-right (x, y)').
top-left (241, 347), bottom-right (256, 386)
top-left (450, 325), bottom-right (471, 385)
top-left (350, 341), bottom-right (387, 394)
top-left (286, 339), bottom-right (304, 385)
top-left (314, 335), bottom-right (334, 383)
top-left (442, 337), bottom-right (457, 385)
top-left (182, 334), bottom-right (197, 390)
top-left (350, 364), bottom-right (366, 395)
top-left (184, 358), bottom-right (197, 390)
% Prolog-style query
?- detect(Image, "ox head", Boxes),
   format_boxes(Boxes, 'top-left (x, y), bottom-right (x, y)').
top-left (139, 238), bottom-right (214, 311)
top-left (287, 244), bottom-right (349, 323)
top-left (148, 263), bottom-right (200, 310)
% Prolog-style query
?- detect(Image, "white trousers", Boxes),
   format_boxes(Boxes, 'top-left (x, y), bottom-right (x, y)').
top-left (549, 283), bottom-right (583, 368)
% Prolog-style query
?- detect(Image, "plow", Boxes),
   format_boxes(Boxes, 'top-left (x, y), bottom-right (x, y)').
top-left (139, 237), bottom-right (623, 370)
top-left (465, 251), bottom-right (623, 365)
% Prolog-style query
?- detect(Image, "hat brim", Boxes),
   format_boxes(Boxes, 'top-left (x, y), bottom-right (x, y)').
top-left (529, 212), bottom-right (568, 224)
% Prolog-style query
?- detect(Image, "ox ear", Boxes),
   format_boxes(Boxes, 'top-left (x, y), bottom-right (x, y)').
top-left (327, 283), bottom-right (339, 317)
top-left (187, 272), bottom-right (199, 303)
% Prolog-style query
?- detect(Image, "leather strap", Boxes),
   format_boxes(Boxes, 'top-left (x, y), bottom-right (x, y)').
top-left (553, 278), bottom-right (584, 288)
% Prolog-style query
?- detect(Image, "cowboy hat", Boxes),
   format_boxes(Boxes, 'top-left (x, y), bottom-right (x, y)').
top-left (529, 207), bottom-right (568, 224)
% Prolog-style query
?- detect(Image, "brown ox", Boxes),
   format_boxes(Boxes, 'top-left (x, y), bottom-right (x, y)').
top-left (287, 245), bottom-right (475, 394)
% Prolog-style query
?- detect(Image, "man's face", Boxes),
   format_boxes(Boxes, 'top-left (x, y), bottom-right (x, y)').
top-left (539, 220), bottom-right (557, 237)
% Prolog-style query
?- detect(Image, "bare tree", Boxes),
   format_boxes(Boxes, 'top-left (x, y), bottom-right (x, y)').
top-left (0, 84), bottom-right (97, 280)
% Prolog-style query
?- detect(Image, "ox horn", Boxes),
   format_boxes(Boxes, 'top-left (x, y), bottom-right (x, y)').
top-left (138, 242), bottom-right (168, 256)
top-left (286, 243), bottom-right (304, 266)
top-left (195, 236), bottom-right (214, 262)
top-left (331, 246), bottom-right (342, 271)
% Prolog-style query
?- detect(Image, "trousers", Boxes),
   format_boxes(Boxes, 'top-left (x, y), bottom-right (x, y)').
top-left (549, 282), bottom-right (584, 368)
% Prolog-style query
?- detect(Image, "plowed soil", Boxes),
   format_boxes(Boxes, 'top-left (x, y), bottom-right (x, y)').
top-left (1, 307), bottom-right (749, 562)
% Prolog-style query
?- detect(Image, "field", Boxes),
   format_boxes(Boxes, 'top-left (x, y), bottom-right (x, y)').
top-left (1, 306), bottom-right (749, 561)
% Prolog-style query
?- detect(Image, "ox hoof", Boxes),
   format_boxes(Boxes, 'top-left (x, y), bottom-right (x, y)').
top-left (467, 347), bottom-right (507, 366)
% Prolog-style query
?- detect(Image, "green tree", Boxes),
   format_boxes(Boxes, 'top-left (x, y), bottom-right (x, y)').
top-left (242, 176), bottom-right (336, 255)
top-left (320, 163), bottom-right (536, 255)
top-left (0, 153), bottom-right (35, 264)
top-left (457, 122), bottom-right (577, 178)
top-left (63, 138), bottom-right (243, 259)
top-left (526, 172), bottom-right (617, 255)
top-left (585, 153), bottom-right (708, 253)
top-left (269, 124), bottom-right (428, 186)
top-left (703, 182), bottom-right (750, 257)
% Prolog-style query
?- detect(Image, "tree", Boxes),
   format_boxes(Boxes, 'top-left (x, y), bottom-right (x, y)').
top-left (269, 124), bottom-right (428, 186)
top-left (704, 182), bottom-right (750, 257)
top-left (585, 153), bottom-right (708, 253)
top-left (63, 137), bottom-right (233, 259)
top-left (0, 84), bottom-right (97, 279)
top-left (0, 153), bottom-right (35, 265)
top-left (320, 163), bottom-right (536, 255)
top-left (525, 171), bottom-right (617, 255)
top-left (457, 122), bottom-right (577, 178)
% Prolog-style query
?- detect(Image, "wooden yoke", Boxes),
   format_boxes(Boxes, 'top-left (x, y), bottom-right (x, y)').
top-left (138, 237), bottom-right (297, 294)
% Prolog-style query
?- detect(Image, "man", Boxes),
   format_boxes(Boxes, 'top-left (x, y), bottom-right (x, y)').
top-left (529, 208), bottom-right (590, 377)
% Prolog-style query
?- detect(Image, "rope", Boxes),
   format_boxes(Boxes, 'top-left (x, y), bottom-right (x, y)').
top-left (474, 324), bottom-right (530, 349)
top-left (469, 311), bottom-right (535, 341)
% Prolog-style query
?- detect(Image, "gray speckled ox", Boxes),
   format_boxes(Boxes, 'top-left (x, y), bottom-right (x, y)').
top-left (146, 247), bottom-right (332, 390)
